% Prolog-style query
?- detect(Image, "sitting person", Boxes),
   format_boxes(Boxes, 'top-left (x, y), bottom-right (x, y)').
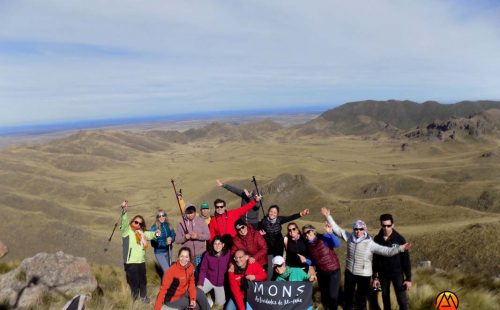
top-left (272, 255), bottom-right (316, 282)
top-left (226, 249), bottom-right (266, 310)
top-left (197, 236), bottom-right (231, 307)
top-left (154, 247), bottom-right (210, 310)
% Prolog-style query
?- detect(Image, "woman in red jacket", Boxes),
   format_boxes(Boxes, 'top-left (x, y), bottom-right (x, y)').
top-left (231, 218), bottom-right (268, 268)
top-left (227, 249), bottom-right (267, 310)
top-left (154, 247), bottom-right (210, 310)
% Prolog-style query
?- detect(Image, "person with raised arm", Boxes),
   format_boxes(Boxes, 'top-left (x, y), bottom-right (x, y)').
top-left (209, 188), bottom-right (261, 242)
top-left (302, 219), bottom-right (341, 310)
top-left (120, 200), bottom-right (160, 304)
top-left (321, 207), bottom-right (412, 310)
top-left (258, 204), bottom-right (310, 279)
top-left (216, 179), bottom-right (261, 228)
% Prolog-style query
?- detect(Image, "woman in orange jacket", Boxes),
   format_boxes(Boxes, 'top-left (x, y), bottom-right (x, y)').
top-left (154, 247), bottom-right (210, 310)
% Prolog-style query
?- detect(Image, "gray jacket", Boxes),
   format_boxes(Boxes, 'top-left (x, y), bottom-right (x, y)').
top-left (326, 215), bottom-right (403, 277)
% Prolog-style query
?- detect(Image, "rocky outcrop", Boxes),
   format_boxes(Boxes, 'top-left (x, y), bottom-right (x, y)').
top-left (0, 251), bottom-right (97, 308)
top-left (404, 110), bottom-right (500, 141)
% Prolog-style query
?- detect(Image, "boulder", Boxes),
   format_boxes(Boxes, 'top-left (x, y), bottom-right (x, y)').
top-left (0, 251), bottom-right (97, 308)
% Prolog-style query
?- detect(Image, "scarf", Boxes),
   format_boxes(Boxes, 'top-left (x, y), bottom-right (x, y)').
top-left (351, 232), bottom-right (369, 244)
top-left (267, 217), bottom-right (277, 224)
top-left (132, 226), bottom-right (148, 250)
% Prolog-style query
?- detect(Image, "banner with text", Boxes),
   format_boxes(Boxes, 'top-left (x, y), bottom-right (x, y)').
top-left (246, 281), bottom-right (313, 310)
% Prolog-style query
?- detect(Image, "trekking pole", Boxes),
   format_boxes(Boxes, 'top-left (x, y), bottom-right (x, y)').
top-left (251, 176), bottom-right (266, 217)
top-left (104, 204), bottom-right (126, 252)
top-left (171, 179), bottom-right (189, 234)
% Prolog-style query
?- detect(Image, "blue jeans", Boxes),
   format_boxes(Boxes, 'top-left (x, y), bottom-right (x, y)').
top-left (155, 252), bottom-right (171, 272)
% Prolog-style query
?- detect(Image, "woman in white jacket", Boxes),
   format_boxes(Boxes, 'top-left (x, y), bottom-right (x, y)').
top-left (320, 208), bottom-right (411, 310)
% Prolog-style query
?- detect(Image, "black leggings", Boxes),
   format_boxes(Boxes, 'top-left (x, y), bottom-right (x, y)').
top-left (124, 263), bottom-right (147, 300)
top-left (344, 270), bottom-right (371, 310)
top-left (317, 268), bottom-right (341, 310)
top-left (380, 273), bottom-right (409, 310)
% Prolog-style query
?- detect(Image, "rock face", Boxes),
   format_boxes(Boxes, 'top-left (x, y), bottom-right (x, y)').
top-left (0, 251), bottom-right (97, 308)
top-left (0, 240), bottom-right (7, 258)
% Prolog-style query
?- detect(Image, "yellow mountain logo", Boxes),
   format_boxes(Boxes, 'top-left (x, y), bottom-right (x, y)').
top-left (435, 291), bottom-right (459, 310)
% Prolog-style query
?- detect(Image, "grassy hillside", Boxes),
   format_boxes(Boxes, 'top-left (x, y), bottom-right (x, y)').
top-left (312, 100), bottom-right (500, 134)
top-left (0, 118), bottom-right (499, 278)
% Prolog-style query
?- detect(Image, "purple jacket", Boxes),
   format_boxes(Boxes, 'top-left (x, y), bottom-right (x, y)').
top-left (197, 251), bottom-right (231, 287)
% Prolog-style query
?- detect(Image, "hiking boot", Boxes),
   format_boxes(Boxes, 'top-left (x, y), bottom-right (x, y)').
top-left (141, 297), bottom-right (152, 304)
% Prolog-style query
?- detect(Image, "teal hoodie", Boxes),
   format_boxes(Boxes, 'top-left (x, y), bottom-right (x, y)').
top-left (276, 266), bottom-right (310, 282)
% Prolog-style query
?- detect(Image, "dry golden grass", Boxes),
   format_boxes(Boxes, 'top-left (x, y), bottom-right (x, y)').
top-left (0, 124), bottom-right (499, 276)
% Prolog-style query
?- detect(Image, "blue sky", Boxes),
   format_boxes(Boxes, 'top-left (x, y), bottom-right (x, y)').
top-left (1, 0), bottom-right (499, 126)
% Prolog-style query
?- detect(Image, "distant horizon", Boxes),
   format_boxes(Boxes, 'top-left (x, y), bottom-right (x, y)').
top-left (0, 104), bottom-right (330, 136)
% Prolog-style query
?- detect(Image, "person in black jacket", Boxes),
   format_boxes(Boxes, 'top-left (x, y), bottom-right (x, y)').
top-left (372, 214), bottom-right (411, 310)
top-left (258, 205), bottom-right (309, 280)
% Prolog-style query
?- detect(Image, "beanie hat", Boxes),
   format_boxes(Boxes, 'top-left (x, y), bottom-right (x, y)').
top-left (353, 219), bottom-right (367, 231)
top-left (234, 218), bottom-right (246, 229)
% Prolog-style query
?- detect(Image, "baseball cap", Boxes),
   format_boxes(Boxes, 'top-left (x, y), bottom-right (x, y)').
top-left (272, 256), bottom-right (285, 267)
top-left (200, 202), bottom-right (209, 210)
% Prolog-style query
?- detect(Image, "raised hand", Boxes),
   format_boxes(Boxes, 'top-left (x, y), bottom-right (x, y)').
top-left (216, 179), bottom-right (223, 187)
top-left (320, 207), bottom-right (330, 217)
top-left (121, 200), bottom-right (128, 212)
top-left (300, 209), bottom-right (310, 217)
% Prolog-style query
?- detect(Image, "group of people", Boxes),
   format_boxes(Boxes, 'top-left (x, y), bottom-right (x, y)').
top-left (119, 179), bottom-right (412, 310)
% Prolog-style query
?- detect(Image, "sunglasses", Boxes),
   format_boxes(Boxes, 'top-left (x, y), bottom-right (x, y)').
top-left (157, 214), bottom-right (166, 218)
top-left (234, 255), bottom-right (245, 261)
top-left (133, 220), bottom-right (143, 225)
top-left (236, 226), bottom-right (247, 231)
top-left (274, 263), bottom-right (284, 268)
top-left (215, 205), bottom-right (225, 209)
top-left (354, 228), bottom-right (364, 231)
top-left (304, 230), bottom-right (314, 235)
top-left (288, 227), bottom-right (297, 232)
top-left (381, 224), bottom-right (392, 228)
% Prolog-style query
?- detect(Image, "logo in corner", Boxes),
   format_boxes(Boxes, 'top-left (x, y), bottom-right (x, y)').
top-left (435, 290), bottom-right (459, 310)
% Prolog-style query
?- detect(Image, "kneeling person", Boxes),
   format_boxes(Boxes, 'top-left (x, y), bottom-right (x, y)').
top-left (273, 256), bottom-right (315, 282)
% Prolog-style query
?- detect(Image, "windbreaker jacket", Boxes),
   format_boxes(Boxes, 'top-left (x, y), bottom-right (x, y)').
top-left (209, 200), bottom-right (257, 240)
top-left (228, 261), bottom-right (266, 310)
top-left (154, 261), bottom-right (196, 310)
top-left (120, 212), bottom-right (157, 264)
